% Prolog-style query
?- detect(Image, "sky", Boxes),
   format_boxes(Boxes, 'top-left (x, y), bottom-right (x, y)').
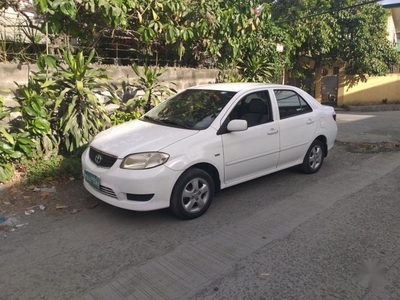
top-left (378, 0), bottom-right (400, 8)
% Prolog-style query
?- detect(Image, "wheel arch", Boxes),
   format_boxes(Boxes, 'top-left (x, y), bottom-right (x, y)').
top-left (187, 163), bottom-right (221, 194)
top-left (315, 135), bottom-right (328, 157)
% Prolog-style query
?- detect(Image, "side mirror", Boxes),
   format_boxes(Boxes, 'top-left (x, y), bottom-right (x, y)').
top-left (227, 119), bottom-right (248, 132)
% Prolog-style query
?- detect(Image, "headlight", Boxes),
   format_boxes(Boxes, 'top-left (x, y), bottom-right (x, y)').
top-left (120, 152), bottom-right (169, 170)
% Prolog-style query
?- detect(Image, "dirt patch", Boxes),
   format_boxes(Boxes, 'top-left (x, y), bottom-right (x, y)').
top-left (336, 141), bottom-right (400, 153)
top-left (0, 178), bottom-right (99, 219)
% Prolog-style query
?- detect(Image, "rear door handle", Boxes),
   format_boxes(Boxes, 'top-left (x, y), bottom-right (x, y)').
top-left (268, 128), bottom-right (278, 135)
top-left (306, 119), bottom-right (315, 124)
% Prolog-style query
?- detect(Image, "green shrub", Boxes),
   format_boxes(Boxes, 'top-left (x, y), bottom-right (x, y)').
top-left (44, 50), bottom-right (118, 152)
top-left (0, 96), bottom-right (34, 181)
top-left (237, 56), bottom-right (274, 83)
top-left (129, 63), bottom-right (177, 112)
top-left (110, 110), bottom-right (143, 126)
top-left (21, 154), bottom-right (82, 184)
top-left (109, 63), bottom-right (177, 125)
top-left (216, 68), bottom-right (244, 83)
top-left (4, 53), bottom-right (177, 183)
top-left (14, 83), bottom-right (58, 158)
top-left (15, 50), bottom-right (118, 154)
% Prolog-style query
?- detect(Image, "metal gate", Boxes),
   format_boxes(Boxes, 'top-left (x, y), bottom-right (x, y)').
top-left (321, 76), bottom-right (338, 105)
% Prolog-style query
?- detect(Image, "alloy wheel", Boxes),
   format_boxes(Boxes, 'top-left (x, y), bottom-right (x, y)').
top-left (309, 144), bottom-right (323, 170)
top-left (181, 178), bottom-right (210, 213)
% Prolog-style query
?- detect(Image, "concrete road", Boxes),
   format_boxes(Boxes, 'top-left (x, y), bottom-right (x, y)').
top-left (1, 111), bottom-right (400, 300)
top-left (336, 110), bottom-right (400, 144)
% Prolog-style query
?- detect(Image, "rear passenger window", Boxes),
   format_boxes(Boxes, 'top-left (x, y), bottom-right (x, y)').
top-left (274, 90), bottom-right (313, 119)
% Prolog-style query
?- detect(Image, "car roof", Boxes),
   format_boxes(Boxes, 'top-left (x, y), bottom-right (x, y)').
top-left (187, 82), bottom-right (287, 92)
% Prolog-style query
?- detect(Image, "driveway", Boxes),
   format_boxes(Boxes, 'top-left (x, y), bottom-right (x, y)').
top-left (1, 111), bottom-right (400, 300)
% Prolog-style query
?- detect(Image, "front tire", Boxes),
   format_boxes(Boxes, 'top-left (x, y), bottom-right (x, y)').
top-left (301, 139), bottom-right (324, 174)
top-left (170, 168), bottom-right (214, 220)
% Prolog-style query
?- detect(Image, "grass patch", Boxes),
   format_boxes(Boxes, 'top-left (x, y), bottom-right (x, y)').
top-left (18, 154), bottom-right (82, 184)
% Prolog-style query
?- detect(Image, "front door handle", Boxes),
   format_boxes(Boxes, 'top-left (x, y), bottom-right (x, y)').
top-left (268, 128), bottom-right (278, 135)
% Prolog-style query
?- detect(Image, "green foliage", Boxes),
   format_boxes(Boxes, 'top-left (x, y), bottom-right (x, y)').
top-left (7, 0), bottom-right (399, 85)
top-left (51, 50), bottom-right (115, 152)
top-left (109, 110), bottom-right (142, 126)
top-left (21, 154), bottom-right (82, 184)
top-left (109, 63), bottom-right (177, 125)
top-left (14, 67), bottom-right (58, 158)
top-left (21, 155), bottom-right (63, 183)
top-left (14, 83), bottom-right (56, 156)
top-left (237, 56), bottom-right (274, 83)
top-left (336, 3), bottom-right (400, 77)
top-left (0, 98), bottom-right (16, 181)
top-left (216, 68), bottom-right (243, 83)
top-left (33, 50), bottom-right (118, 153)
top-left (33, 0), bottom-right (131, 36)
top-left (273, 0), bottom-right (400, 80)
top-left (27, 0), bottom-right (287, 77)
top-left (129, 63), bottom-right (176, 112)
top-left (0, 96), bottom-right (34, 181)
top-left (13, 49), bottom-right (118, 158)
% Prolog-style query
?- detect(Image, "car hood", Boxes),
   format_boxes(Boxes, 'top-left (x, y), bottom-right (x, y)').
top-left (90, 119), bottom-right (199, 158)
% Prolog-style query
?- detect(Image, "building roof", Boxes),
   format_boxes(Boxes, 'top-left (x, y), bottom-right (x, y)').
top-left (379, 1), bottom-right (400, 35)
top-left (392, 8), bottom-right (400, 33)
top-left (379, 0), bottom-right (400, 8)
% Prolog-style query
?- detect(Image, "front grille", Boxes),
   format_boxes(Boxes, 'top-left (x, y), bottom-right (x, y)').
top-left (99, 185), bottom-right (117, 199)
top-left (89, 147), bottom-right (117, 168)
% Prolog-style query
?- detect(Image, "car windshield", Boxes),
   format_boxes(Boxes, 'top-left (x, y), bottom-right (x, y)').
top-left (141, 89), bottom-right (237, 130)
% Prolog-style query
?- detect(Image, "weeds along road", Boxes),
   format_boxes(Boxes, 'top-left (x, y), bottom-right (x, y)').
top-left (1, 111), bottom-right (400, 300)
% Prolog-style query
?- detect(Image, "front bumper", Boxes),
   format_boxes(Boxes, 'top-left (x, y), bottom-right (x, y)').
top-left (81, 148), bottom-right (181, 211)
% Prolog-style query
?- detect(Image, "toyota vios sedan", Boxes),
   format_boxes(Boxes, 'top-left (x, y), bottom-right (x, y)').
top-left (82, 83), bottom-right (337, 219)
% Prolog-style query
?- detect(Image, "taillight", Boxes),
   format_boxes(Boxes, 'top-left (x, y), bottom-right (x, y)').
top-left (333, 112), bottom-right (336, 121)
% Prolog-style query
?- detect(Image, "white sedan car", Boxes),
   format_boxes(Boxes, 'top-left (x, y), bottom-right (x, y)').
top-left (82, 83), bottom-right (337, 219)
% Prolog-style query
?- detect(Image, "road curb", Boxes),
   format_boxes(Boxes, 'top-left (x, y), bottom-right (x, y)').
top-left (342, 104), bottom-right (400, 112)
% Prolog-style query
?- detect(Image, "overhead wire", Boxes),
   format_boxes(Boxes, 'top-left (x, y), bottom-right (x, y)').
top-left (277, 0), bottom-right (384, 23)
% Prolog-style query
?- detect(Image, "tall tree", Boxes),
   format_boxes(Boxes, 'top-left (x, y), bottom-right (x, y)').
top-left (272, 0), bottom-right (399, 81)
top-left (32, 0), bottom-right (132, 37)
top-left (119, 0), bottom-right (288, 79)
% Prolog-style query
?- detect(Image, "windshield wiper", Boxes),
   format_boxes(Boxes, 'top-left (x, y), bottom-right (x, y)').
top-left (142, 116), bottom-right (191, 129)
top-left (141, 115), bottom-right (161, 124)
top-left (158, 119), bottom-right (191, 129)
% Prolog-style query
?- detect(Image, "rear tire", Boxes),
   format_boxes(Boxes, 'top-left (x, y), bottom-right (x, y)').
top-left (301, 139), bottom-right (324, 174)
top-left (170, 168), bottom-right (214, 220)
